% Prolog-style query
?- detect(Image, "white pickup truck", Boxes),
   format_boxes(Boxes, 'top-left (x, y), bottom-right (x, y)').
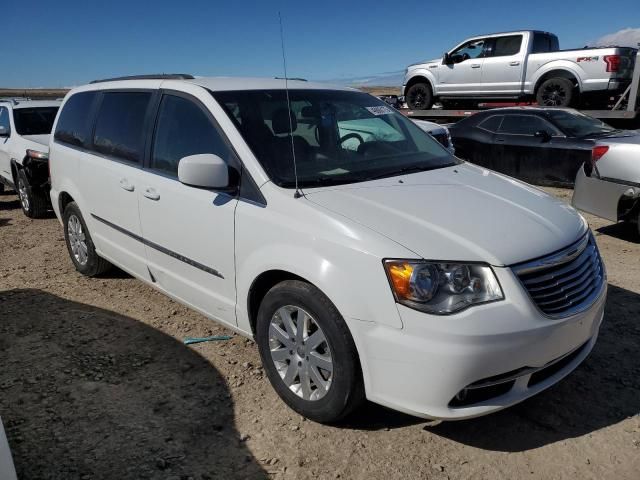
top-left (403, 30), bottom-right (637, 109)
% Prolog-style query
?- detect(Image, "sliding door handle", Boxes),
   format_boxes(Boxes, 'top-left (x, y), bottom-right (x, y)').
top-left (509, 61), bottom-right (520, 66)
top-left (471, 64), bottom-right (481, 69)
top-left (143, 187), bottom-right (160, 201)
top-left (119, 178), bottom-right (135, 192)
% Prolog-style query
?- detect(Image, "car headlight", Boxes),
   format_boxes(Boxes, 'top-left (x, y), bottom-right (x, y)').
top-left (383, 260), bottom-right (503, 315)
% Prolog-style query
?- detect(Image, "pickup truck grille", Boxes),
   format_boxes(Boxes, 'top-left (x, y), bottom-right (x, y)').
top-left (512, 233), bottom-right (604, 318)
top-left (431, 132), bottom-right (450, 148)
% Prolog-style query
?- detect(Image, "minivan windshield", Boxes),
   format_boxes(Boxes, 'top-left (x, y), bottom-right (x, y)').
top-left (13, 107), bottom-right (59, 136)
top-left (547, 110), bottom-right (618, 138)
top-left (212, 89), bottom-right (458, 188)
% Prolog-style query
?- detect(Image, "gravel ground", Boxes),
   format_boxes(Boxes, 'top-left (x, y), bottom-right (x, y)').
top-left (1, 187), bottom-right (639, 480)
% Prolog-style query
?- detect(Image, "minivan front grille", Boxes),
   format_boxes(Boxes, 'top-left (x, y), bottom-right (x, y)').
top-left (512, 233), bottom-right (604, 318)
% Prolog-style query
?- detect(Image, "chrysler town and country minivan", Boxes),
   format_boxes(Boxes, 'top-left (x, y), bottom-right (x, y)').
top-left (49, 74), bottom-right (606, 422)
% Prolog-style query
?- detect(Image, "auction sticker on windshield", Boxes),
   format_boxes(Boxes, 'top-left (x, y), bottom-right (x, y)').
top-left (366, 106), bottom-right (394, 115)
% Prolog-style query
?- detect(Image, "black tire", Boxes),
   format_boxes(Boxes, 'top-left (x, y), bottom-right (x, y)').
top-left (406, 82), bottom-right (434, 110)
top-left (0, 182), bottom-right (4, 194)
top-left (63, 202), bottom-right (112, 276)
top-left (256, 280), bottom-right (365, 423)
top-left (17, 169), bottom-right (49, 218)
top-left (536, 77), bottom-right (575, 107)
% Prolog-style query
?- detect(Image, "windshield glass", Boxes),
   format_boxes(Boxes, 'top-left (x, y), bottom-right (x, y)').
top-left (212, 89), bottom-right (458, 188)
top-left (13, 107), bottom-right (59, 136)
top-left (547, 110), bottom-right (617, 137)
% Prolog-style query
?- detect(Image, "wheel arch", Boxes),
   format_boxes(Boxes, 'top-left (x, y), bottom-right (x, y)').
top-left (533, 68), bottom-right (582, 95)
top-left (617, 193), bottom-right (640, 222)
top-left (58, 191), bottom-right (76, 215)
top-left (404, 73), bottom-right (435, 96)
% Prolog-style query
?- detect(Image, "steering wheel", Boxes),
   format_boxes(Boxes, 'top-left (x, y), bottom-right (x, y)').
top-left (339, 132), bottom-right (365, 147)
top-left (461, 52), bottom-right (470, 62)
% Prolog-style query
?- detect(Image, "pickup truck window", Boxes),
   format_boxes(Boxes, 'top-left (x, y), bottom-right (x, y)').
top-left (213, 89), bottom-right (457, 188)
top-left (451, 39), bottom-right (487, 63)
top-left (532, 33), bottom-right (559, 53)
top-left (490, 35), bottom-right (522, 57)
top-left (499, 115), bottom-right (560, 136)
top-left (13, 107), bottom-right (59, 136)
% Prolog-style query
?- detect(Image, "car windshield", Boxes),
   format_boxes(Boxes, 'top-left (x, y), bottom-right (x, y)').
top-left (13, 107), bottom-right (59, 136)
top-left (547, 110), bottom-right (618, 138)
top-left (212, 89), bottom-right (458, 188)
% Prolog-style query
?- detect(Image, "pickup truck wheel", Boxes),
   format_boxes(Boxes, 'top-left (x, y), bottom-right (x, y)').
top-left (536, 78), bottom-right (575, 107)
top-left (17, 169), bottom-right (48, 218)
top-left (63, 202), bottom-right (112, 276)
top-left (406, 82), bottom-right (433, 110)
top-left (256, 280), bottom-right (365, 423)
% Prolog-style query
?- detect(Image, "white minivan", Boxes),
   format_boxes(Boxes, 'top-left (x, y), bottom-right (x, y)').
top-left (49, 75), bottom-right (606, 423)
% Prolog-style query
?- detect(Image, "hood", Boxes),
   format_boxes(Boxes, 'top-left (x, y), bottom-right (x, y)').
top-left (305, 163), bottom-right (586, 266)
top-left (21, 134), bottom-right (50, 149)
top-left (596, 130), bottom-right (640, 145)
top-left (412, 119), bottom-right (447, 135)
top-left (408, 59), bottom-right (441, 69)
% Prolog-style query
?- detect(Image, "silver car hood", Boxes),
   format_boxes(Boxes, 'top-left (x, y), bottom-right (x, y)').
top-left (305, 163), bottom-right (587, 266)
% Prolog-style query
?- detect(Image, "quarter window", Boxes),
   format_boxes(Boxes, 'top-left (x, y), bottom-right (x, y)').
top-left (151, 94), bottom-right (232, 177)
top-left (93, 92), bottom-right (151, 163)
top-left (54, 92), bottom-right (97, 147)
top-left (499, 115), bottom-right (560, 135)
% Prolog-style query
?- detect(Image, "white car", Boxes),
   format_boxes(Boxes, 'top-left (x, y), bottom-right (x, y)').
top-left (0, 99), bottom-right (61, 217)
top-left (411, 119), bottom-right (455, 154)
top-left (49, 75), bottom-right (606, 422)
top-left (572, 131), bottom-right (640, 236)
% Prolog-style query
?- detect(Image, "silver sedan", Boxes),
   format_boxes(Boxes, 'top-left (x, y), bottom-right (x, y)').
top-left (572, 130), bottom-right (640, 236)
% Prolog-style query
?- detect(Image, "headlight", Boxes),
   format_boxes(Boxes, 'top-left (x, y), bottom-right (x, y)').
top-left (383, 260), bottom-right (503, 315)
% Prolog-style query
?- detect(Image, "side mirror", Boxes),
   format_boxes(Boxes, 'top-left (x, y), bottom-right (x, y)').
top-left (534, 130), bottom-right (552, 142)
top-left (443, 52), bottom-right (451, 65)
top-left (178, 154), bottom-right (230, 190)
top-left (0, 126), bottom-right (9, 137)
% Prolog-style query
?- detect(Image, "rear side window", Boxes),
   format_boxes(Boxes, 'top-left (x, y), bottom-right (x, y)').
top-left (54, 92), bottom-right (97, 147)
top-left (532, 33), bottom-right (559, 53)
top-left (93, 92), bottom-right (152, 163)
top-left (492, 35), bottom-right (522, 56)
top-left (150, 94), bottom-right (233, 177)
top-left (499, 115), bottom-right (559, 135)
top-left (478, 115), bottom-right (503, 132)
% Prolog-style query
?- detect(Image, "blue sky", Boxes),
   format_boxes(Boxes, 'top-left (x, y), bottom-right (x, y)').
top-left (3, 0), bottom-right (638, 87)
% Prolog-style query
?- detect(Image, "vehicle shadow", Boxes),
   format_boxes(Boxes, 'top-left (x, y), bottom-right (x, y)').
top-left (0, 199), bottom-right (20, 211)
top-left (424, 284), bottom-right (640, 451)
top-left (596, 223), bottom-right (640, 244)
top-left (0, 289), bottom-right (267, 480)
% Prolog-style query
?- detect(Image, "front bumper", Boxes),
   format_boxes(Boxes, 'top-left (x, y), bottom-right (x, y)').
top-left (349, 266), bottom-right (606, 420)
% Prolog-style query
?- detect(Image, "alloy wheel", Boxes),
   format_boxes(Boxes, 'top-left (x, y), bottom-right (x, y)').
top-left (18, 178), bottom-right (29, 211)
top-left (268, 305), bottom-right (333, 401)
top-left (67, 214), bottom-right (88, 266)
top-left (541, 83), bottom-right (568, 106)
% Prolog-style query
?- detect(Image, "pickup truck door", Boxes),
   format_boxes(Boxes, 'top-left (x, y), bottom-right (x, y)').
top-left (438, 38), bottom-right (488, 95)
top-left (480, 34), bottom-right (526, 95)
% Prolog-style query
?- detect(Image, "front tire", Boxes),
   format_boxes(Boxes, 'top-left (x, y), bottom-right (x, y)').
top-left (256, 280), bottom-right (365, 423)
top-left (406, 82), bottom-right (434, 110)
top-left (17, 169), bottom-right (49, 218)
top-left (63, 202), bottom-right (112, 276)
top-left (536, 77), bottom-right (575, 107)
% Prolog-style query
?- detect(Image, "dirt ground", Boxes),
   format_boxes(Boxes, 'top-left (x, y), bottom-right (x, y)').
top-left (1, 187), bottom-right (639, 480)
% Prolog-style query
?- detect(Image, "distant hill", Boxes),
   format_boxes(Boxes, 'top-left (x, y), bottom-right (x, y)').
top-left (321, 70), bottom-right (404, 88)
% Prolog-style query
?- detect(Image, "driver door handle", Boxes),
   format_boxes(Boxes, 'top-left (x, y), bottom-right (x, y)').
top-left (143, 187), bottom-right (160, 201)
top-left (471, 64), bottom-right (481, 68)
top-left (509, 61), bottom-right (521, 66)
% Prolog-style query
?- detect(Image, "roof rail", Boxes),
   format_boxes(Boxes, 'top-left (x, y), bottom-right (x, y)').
top-left (90, 74), bottom-right (195, 84)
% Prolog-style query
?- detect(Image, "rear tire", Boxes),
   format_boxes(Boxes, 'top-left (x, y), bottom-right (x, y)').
top-left (63, 202), bottom-right (112, 276)
top-left (17, 169), bottom-right (48, 218)
top-left (536, 77), bottom-right (575, 107)
top-left (256, 280), bottom-right (365, 423)
top-left (406, 82), bottom-right (434, 110)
